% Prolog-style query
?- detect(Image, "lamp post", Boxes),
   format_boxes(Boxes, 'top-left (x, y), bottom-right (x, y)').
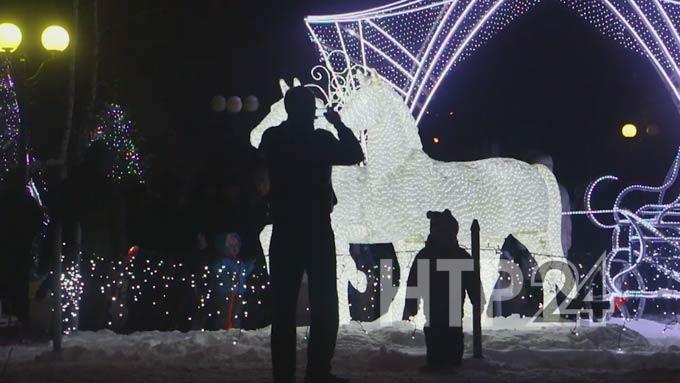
top-left (0, 22), bottom-right (71, 180)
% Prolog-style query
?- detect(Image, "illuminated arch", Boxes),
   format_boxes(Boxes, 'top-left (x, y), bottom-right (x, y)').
top-left (306, 0), bottom-right (680, 124)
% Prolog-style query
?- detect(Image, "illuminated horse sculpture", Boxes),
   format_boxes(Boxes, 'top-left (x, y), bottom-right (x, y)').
top-left (586, 148), bottom-right (680, 319)
top-left (251, 67), bottom-right (565, 325)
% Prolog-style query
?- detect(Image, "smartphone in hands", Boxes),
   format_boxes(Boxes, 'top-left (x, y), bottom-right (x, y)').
top-left (315, 108), bottom-right (328, 118)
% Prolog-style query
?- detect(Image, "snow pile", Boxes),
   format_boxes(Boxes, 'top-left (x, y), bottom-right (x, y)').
top-left (3, 317), bottom-right (680, 382)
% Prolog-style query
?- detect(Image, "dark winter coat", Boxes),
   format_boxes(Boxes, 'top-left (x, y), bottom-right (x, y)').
top-left (404, 236), bottom-right (480, 328)
top-left (259, 120), bottom-right (364, 227)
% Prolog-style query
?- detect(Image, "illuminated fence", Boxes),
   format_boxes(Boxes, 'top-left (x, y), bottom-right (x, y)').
top-left (306, 0), bottom-right (680, 124)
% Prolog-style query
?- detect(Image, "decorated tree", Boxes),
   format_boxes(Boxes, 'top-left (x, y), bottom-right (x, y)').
top-left (93, 102), bottom-right (144, 184)
top-left (0, 57), bottom-right (21, 184)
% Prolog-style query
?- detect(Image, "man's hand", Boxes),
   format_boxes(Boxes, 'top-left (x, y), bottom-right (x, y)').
top-left (324, 110), bottom-right (343, 126)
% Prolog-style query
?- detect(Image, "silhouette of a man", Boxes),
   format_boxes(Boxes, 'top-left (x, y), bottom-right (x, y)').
top-left (260, 86), bottom-right (364, 383)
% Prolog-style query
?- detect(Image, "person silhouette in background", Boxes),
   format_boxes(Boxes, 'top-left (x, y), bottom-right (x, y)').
top-left (260, 86), bottom-right (364, 383)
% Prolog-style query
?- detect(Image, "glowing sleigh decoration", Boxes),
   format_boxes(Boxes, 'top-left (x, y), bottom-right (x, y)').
top-left (251, 61), bottom-right (565, 326)
top-left (586, 148), bottom-right (680, 318)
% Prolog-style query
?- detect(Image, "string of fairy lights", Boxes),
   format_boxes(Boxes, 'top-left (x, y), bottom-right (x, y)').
top-left (56, 244), bottom-right (680, 353)
top-left (0, 56), bottom-right (20, 184)
top-left (54, 242), bottom-right (620, 336)
top-left (58, 249), bottom-right (272, 334)
top-left (306, 0), bottom-right (680, 124)
top-left (93, 103), bottom-right (145, 184)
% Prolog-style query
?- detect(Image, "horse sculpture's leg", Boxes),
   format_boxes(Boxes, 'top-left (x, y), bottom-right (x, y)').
top-left (335, 241), bottom-right (360, 326)
top-left (477, 248), bottom-right (498, 327)
top-left (260, 225), bottom-right (273, 273)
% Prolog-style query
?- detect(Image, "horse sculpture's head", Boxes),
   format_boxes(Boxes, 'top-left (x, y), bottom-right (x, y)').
top-left (339, 73), bottom-right (421, 177)
top-left (251, 71), bottom-right (422, 178)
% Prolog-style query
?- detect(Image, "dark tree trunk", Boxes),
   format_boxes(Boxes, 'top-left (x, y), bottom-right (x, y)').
top-left (53, 0), bottom-right (79, 353)
top-left (74, 0), bottom-right (99, 164)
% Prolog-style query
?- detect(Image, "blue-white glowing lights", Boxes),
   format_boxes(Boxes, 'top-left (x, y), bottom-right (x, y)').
top-left (306, 1), bottom-right (680, 124)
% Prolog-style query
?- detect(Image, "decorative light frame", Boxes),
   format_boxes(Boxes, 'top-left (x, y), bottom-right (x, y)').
top-left (306, 0), bottom-right (680, 124)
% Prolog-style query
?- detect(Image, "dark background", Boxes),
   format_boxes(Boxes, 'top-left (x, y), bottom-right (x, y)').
top-left (3, 0), bottom-right (680, 249)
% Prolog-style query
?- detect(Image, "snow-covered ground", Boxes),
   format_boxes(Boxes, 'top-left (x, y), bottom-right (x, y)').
top-left (3, 317), bottom-right (680, 382)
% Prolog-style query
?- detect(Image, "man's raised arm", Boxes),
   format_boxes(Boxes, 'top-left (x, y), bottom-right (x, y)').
top-left (322, 110), bottom-right (365, 166)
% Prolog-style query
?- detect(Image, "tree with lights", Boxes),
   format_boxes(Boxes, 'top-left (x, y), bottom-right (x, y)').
top-left (0, 57), bottom-right (20, 185)
top-left (93, 102), bottom-right (145, 185)
top-left (67, 102), bottom-right (144, 333)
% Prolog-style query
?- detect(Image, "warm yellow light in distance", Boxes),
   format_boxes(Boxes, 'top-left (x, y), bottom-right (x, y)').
top-left (622, 123), bottom-right (638, 138)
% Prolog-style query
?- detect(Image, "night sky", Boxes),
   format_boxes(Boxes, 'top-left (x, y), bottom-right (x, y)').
top-left (5, 0), bottom-right (680, 213)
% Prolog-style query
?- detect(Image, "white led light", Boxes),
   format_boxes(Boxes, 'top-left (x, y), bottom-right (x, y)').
top-left (251, 66), bottom-right (564, 326)
top-left (306, 0), bottom-right (680, 124)
top-left (583, 148), bottom-right (680, 318)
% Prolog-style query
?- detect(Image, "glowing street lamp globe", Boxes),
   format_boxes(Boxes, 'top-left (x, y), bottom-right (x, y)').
top-left (0, 23), bottom-right (22, 53)
top-left (41, 25), bottom-right (70, 52)
top-left (622, 123), bottom-right (638, 138)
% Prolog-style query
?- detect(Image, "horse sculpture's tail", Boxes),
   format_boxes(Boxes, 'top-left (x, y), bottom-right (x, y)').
top-left (532, 164), bottom-right (569, 312)
top-left (533, 164), bottom-right (564, 259)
